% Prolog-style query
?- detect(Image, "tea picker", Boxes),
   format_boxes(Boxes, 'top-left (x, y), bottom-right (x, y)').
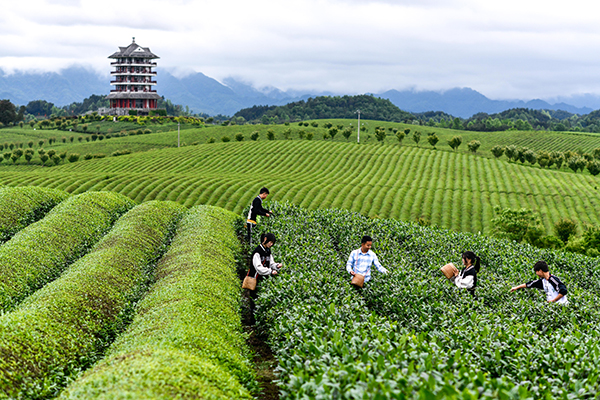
top-left (509, 260), bottom-right (568, 304)
top-left (246, 187), bottom-right (272, 245)
top-left (242, 233), bottom-right (282, 312)
top-left (346, 235), bottom-right (388, 289)
top-left (440, 251), bottom-right (481, 296)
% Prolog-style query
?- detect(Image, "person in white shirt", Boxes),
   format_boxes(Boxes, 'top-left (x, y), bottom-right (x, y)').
top-left (453, 251), bottom-right (481, 296)
top-left (346, 235), bottom-right (388, 286)
top-left (509, 261), bottom-right (568, 304)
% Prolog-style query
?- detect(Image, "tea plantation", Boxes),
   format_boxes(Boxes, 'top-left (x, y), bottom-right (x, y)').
top-left (0, 187), bottom-right (255, 399)
top-left (255, 202), bottom-right (600, 399)
top-left (1, 139), bottom-right (600, 235)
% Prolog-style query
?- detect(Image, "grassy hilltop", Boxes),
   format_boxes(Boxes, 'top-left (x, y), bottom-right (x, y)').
top-left (1, 119), bottom-right (600, 236)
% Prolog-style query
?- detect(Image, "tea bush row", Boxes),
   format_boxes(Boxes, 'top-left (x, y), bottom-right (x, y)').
top-left (0, 186), bottom-right (69, 243)
top-left (0, 200), bottom-right (185, 399)
top-left (0, 191), bottom-right (135, 312)
top-left (255, 202), bottom-right (600, 399)
top-left (59, 205), bottom-right (256, 399)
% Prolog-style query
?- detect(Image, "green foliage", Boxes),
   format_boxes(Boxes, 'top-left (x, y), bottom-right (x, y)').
top-left (467, 139), bottom-right (480, 153)
top-left (447, 135), bottom-right (463, 151)
top-left (491, 206), bottom-right (541, 243)
top-left (234, 95), bottom-right (414, 123)
top-left (396, 130), bottom-right (405, 145)
top-left (554, 218), bottom-right (578, 243)
top-left (221, 136), bottom-right (231, 143)
top-left (375, 127), bottom-right (386, 142)
top-left (59, 206), bottom-right (254, 399)
top-left (0, 187), bottom-right (69, 243)
top-left (250, 131), bottom-right (259, 141)
top-left (235, 133), bottom-right (244, 142)
top-left (0, 201), bottom-right (184, 399)
top-left (267, 129), bottom-right (275, 140)
top-left (0, 191), bottom-right (135, 312)
top-left (427, 132), bottom-right (439, 149)
top-left (254, 202), bottom-right (600, 399)
top-left (306, 132), bottom-right (313, 140)
top-left (412, 130), bottom-right (421, 147)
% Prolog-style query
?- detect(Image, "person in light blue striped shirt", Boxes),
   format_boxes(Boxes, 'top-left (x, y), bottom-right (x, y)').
top-left (346, 235), bottom-right (388, 284)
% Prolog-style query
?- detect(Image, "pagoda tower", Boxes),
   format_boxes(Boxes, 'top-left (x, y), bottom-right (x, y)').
top-left (107, 38), bottom-right (160, 115)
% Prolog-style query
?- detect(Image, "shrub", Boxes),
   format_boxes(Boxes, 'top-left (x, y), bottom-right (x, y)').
top-left (0, 187), bottom-right (69, 244)
top-left (467, 140), bottom-right (481, 153)
top-left (83, 154), bottom-right (93, 160)
top-left (67, 153), bottom-right (80, 163)
top-left (554, 218), bottom-right (578, 243)
top-left (111, 149), bottom-right (132, 157)
top-left (447, 135), bottom-right (463, 151)
top-left (0, 192), bottom-right (135, 312)
top-left (490, 145), bottom-right (505, 158)
top-left (207, 138), bottom-right (216, 144)
top-left (235, 133), bottom-right (244, 142)
top-left (306, 132), bottom-right (313, 140)
top-left (491, 206), bottom-right (541, 243)
top-left (427, 133), bottom-right (439, 149)
top-left (221, 136), bottom-right (231, 143)
top-left (266, 129), bottom-right (275, 140)
top-left (250, 131), bottom-right (259, 141)
top-left (0, 201), bottom-right (184, 399)
top-left (59, 206), bottom-right (255, 399)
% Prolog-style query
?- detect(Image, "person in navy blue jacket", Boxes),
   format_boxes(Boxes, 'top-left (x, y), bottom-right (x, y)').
top-left (510, 261), bottom-right (568, 304)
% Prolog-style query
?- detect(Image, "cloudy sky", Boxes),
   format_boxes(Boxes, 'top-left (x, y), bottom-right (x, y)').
top-left (0, 0), bottom-right (598, 100)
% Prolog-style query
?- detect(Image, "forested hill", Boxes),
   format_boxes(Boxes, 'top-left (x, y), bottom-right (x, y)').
top-left (233, 95), bottom-right (415, 123)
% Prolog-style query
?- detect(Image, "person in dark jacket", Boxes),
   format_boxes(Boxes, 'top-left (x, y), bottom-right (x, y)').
top-left (510, 261), bottom-right (568, 304)
top-left (453, 251), bottom-right (480, 296)
top-left (246, 232), bottom-right (281, 311)
top-left (246, 187), bottom-right (272, 244)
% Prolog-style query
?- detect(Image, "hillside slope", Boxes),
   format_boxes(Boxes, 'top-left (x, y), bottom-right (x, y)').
top-left (0, 140), bottom-right (598, 235)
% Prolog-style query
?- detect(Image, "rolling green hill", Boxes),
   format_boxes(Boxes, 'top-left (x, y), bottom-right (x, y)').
top-left (0, 139), bottom-right (599, 235)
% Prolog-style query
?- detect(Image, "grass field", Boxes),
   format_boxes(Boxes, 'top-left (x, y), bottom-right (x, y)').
top-left (0, 137), bottom-right (599, 235)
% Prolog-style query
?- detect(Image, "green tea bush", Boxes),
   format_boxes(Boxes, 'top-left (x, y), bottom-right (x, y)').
top-left (254, 202), bottom-right (600, 399)
top-left (0, 186), bottom-right (69, 243)
top-left (0, 192), bottom-right (135, 312)
top-left (59, 206), bottom-right (255, 399)
top-left (0, 201), bottom-right (185, 399)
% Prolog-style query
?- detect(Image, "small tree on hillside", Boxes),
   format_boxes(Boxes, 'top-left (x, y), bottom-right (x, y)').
top-left (447, 136), bottom-right (462, 151)
top-left (267, 129), bottom-right (275, 140)
top-left (342, 128), bottom-right (352, 141)
top-left (396, 130), bottom-right (405, 145)
top-left (40, 154), bottom-right (49, 166)
top-left (427, 133), bottom-right (439, 149)
top-left (467, 140), bottom-right (481, 153)
top-left (412, 131), bottom-right (421, 147)
top-left (375, 128), bottom-right (386, 143)
top-left (328, 127), bottom-right (338, 140)
top-left (235, 133), bottom-right (244, 142)
top-left (68, 153), bottom-right (80, 163)
top-left (490, 145), bottom-right (504, 159)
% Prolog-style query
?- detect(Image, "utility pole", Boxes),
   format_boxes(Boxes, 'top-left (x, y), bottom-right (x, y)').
top-left (177, 121), bottom-right (180, 148)
top-left (355, 110), bottom-right (361, 143)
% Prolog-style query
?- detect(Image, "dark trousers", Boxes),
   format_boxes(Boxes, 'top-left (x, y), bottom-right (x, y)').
top-left (246, 222), bottom-right (256, 244)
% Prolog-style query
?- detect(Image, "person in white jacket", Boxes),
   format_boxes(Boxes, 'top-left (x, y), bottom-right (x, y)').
top-left (453, 251), bottom-right (481, 296)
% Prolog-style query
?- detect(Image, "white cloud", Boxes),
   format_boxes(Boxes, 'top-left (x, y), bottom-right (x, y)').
top-left (1, 0), bottom-right (600, 99)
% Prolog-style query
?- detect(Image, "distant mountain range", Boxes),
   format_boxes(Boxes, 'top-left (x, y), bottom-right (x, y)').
top-left (0, 66), bottom-right (598, 118)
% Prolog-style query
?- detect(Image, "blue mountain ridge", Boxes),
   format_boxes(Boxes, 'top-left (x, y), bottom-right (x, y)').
top-left (0, 66), bottom-right (595, 118)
